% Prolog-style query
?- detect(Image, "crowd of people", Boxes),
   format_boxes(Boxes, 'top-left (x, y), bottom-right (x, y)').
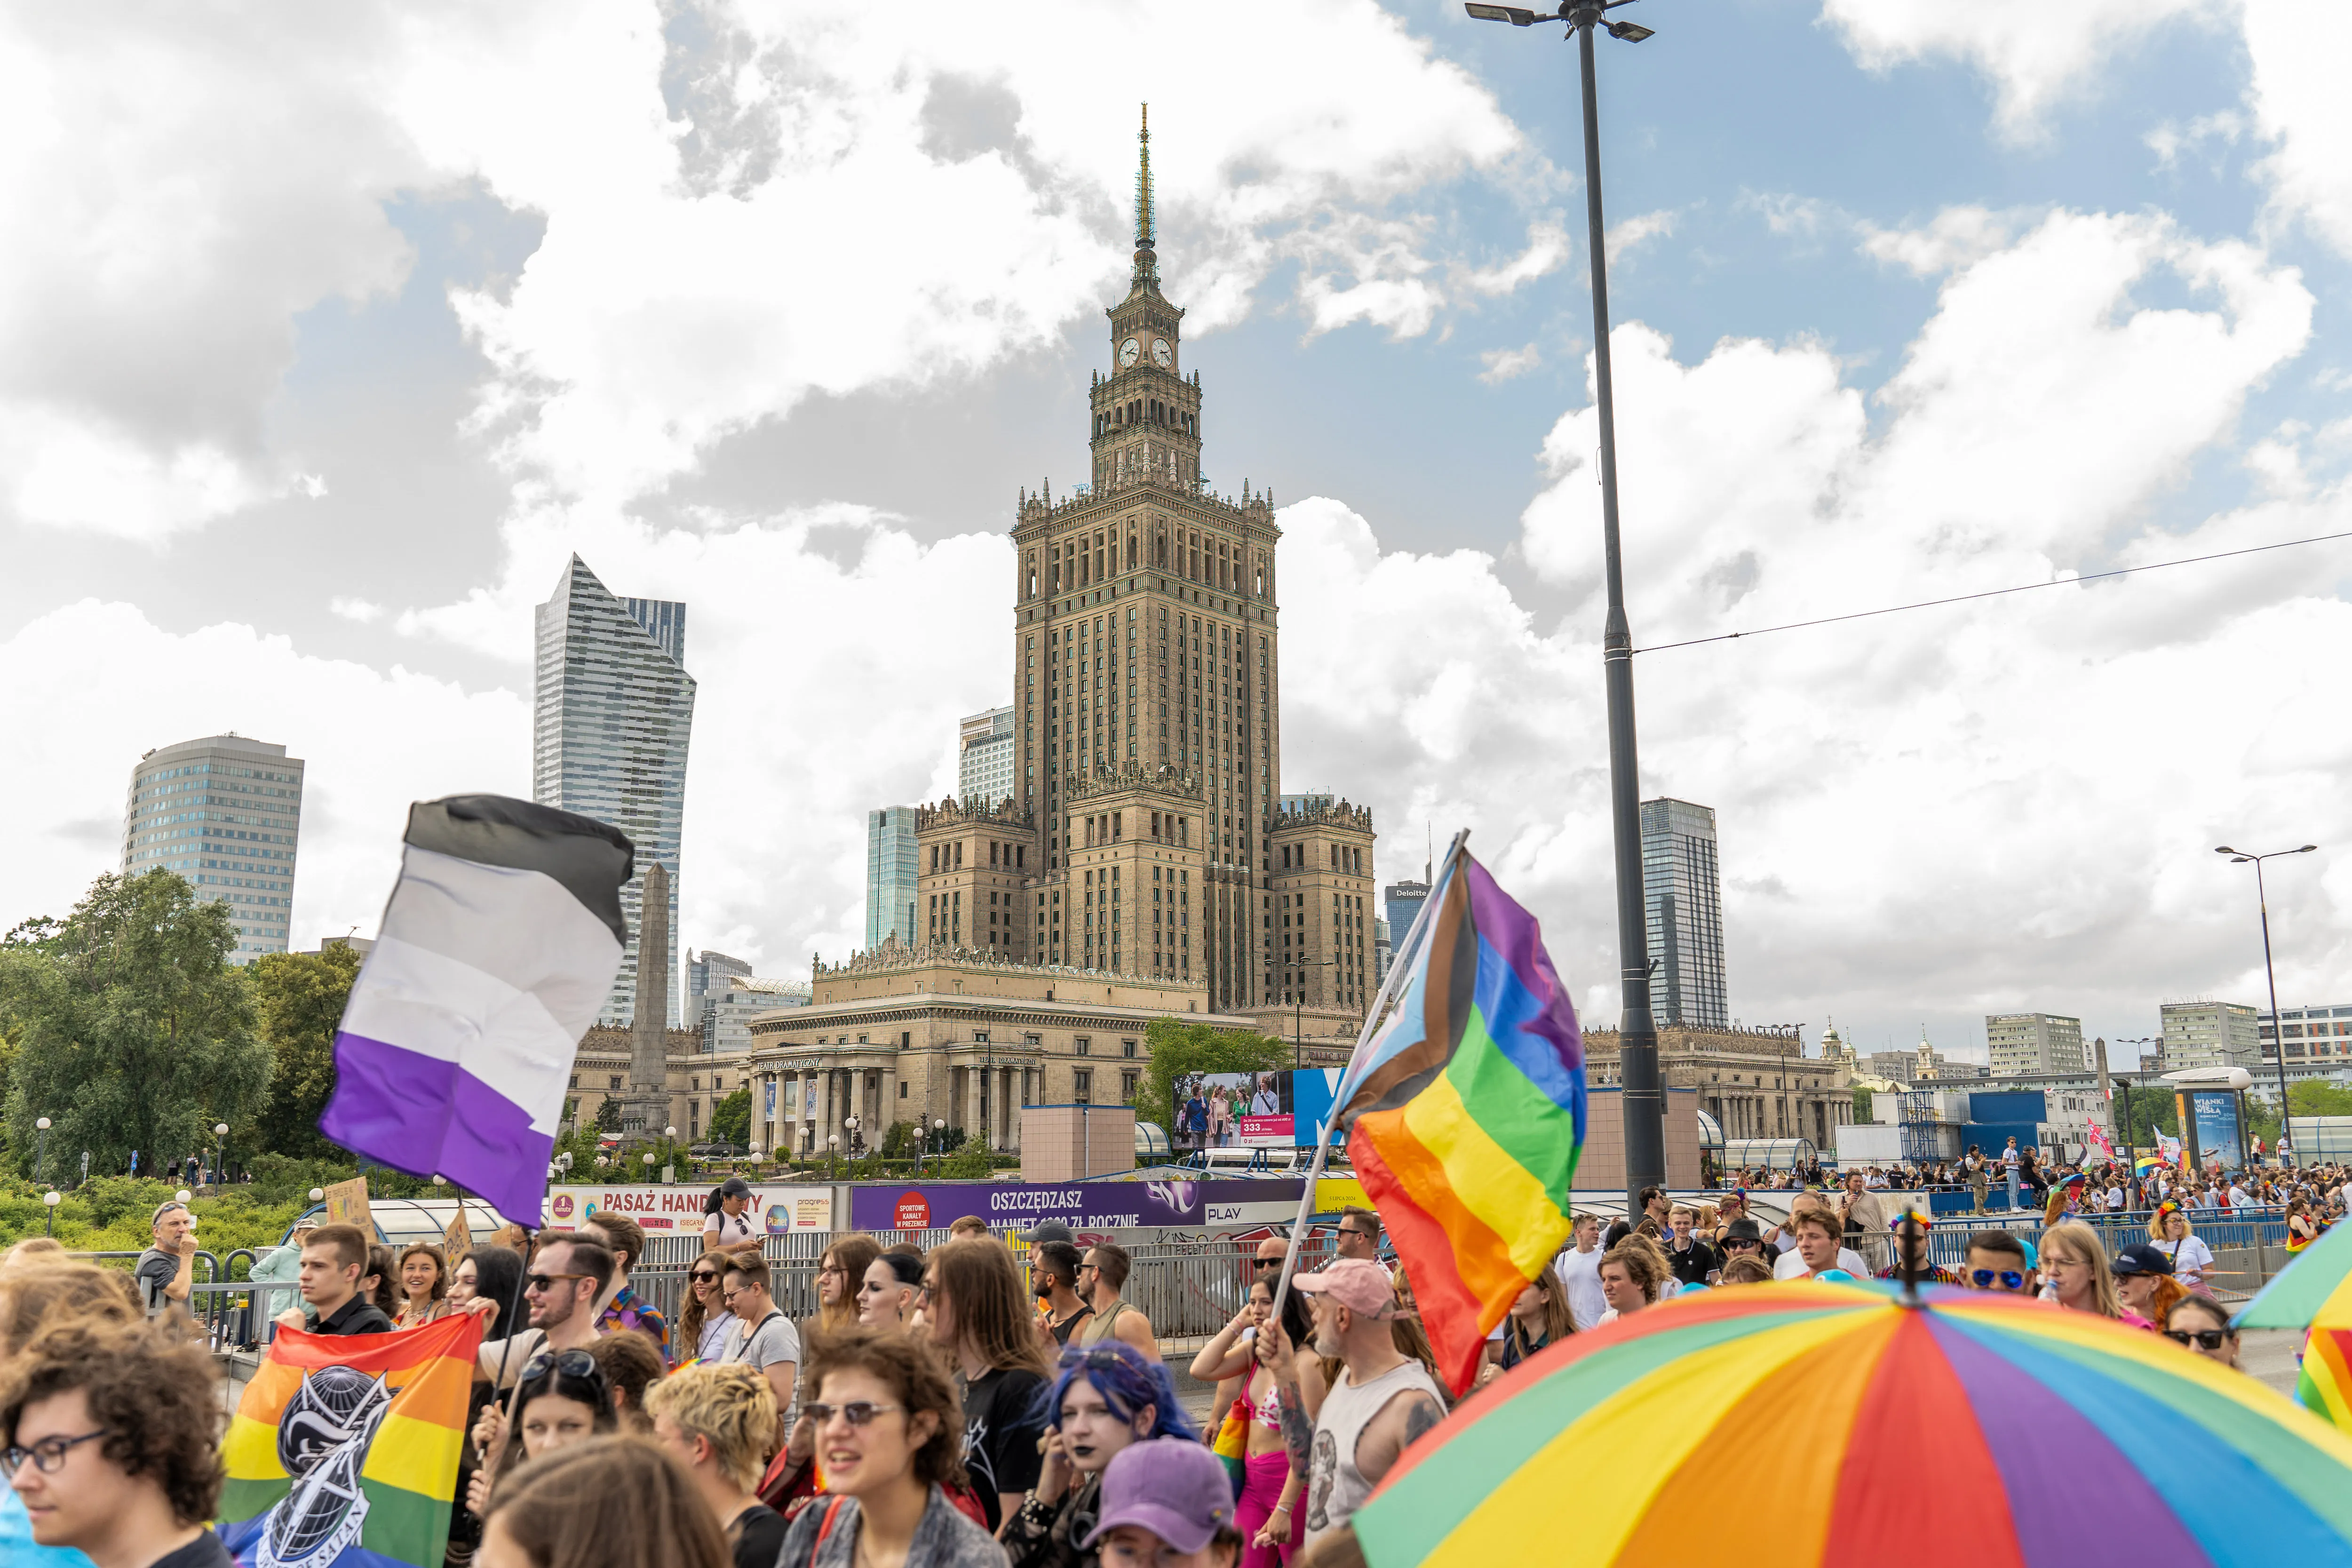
top-left (1715, 1147), bottom-right (2352, 1224)
top-left (0, 1171), bottom-right (2308, 1568)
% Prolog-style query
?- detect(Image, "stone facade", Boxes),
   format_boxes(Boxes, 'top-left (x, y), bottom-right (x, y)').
top-left (740, 946), bottom-right (1258, 1154)
top-left (904, 109), bottom-right (1377, 1055)
top-left (1585, 1024), bottom-right (1855, 1150)
top-left (569, 1026), bottom-right (754, 1146)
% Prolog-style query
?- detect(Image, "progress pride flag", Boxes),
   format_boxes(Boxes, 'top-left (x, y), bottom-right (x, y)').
top-left (320, 796), bottom-right (633, 1226)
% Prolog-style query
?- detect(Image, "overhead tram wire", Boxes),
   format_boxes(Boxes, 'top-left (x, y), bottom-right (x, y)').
top-left (1631, 528), bottom-right (2352, 655)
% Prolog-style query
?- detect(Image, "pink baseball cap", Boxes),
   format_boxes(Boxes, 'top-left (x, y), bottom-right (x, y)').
top-left (1291, 1257), bottom-right (1402, 1318)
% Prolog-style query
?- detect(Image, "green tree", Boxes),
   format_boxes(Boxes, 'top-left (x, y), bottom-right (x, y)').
top-left (0, 872), bottom-right (271, 1180)
top-left (1851, 1087), bottom-right (1874, 1123)
top-left (707, 1088), bottom-right (751, 1146)
top-left (595, 1097), bottom-right (623, 1133)
top-left (940, 1139), bottom-right (995, 1178)
top-left (249, 944), bottom-right (361, 1159)
top-left (2119, 1083), bottom-right (2180, 1142)
top-left (1134, 1018), bottom-right (1290, 1140)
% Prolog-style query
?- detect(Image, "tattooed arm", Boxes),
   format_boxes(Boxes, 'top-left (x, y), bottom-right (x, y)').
top-left (1256, 1318), bottom-right (1314, 1481)
top-left (1356, 1391), bottom-right (1446, 1492)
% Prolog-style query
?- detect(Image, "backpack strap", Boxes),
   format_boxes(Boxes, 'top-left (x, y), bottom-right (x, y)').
top-left (810, 1495), bottom-right (847, 1562)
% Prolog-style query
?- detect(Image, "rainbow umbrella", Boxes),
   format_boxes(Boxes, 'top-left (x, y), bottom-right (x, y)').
top-left (1350, 1279), bottom-right (2352, 1566)
top-left (2237, 1217), bottom-right (2352, 1427)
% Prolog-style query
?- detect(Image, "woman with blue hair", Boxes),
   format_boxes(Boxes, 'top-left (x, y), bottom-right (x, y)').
top-left (1002, 1341), bottom-right (1198, 1568)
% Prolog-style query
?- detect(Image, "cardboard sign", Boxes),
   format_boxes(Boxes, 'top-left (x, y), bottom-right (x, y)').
top-left (439, 1204), bottom-right (473, 1258)
top-left (321, 1177), bottom-right (372, 1231)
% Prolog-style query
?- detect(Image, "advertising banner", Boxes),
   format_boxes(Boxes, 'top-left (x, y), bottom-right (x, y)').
top-left (1172, 1071), bottom-right (1290, 1151)
top-left (1201, 1179), bottom-right (1309, 1228)
top-left (548, 1183), bottom-right (832, 1235)
top-left (850, 1178), bottom-right (1207, 1233)
top-left (2188, 1090), bottom-right (2244, 1172)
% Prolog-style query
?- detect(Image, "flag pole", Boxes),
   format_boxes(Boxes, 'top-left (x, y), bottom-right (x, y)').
top-left (1271, 830), bottom-right (1470, 1327)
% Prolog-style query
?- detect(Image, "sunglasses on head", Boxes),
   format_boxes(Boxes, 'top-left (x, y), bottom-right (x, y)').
top-left (518, 1348), bottom-right (600, 1384)
top-left (1057, 1345), bottom-right (1134, 1372)
top-left (2165, 1328), bottom-right (2233, 1351)
top-left (1970, 1269), bottom-right (2026, 1290)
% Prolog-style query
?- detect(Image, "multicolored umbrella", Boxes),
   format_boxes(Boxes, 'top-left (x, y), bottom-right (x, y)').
top-left (1350, 1279), bottom-right (2352, 1566)
top-left (2236, 1217), bottom-right (2352, 1427)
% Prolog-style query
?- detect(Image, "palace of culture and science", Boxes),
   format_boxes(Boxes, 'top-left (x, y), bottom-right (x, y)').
top-left (738, 112), bottom-right (1379, 1156)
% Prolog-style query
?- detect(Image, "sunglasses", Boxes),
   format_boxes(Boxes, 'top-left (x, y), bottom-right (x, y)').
top-left (524, 1271), bottom-right (593, 1293)
top-left (1253, 1258), bottom-right (1282, 1270)
top-left (1723, 1239), bottom-right (1760, 1252)
top-left (518, 1348), bottom-right (600, 1383)
top-left (1970, 1270), bottom-right (2026, 1290)
top-left (803, 1401), bottom-right (903, 1428)
top-left (2165, 1328), bottom-right (2233, 1351)
top-left (689, 1270), bottom-right (719, 1283)
top-left (1057, 1345), bottom-right (1136, 1372)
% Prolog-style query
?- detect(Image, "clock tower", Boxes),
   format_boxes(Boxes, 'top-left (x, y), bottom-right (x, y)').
top-left (917, 105), bottom-right (1377, 1043)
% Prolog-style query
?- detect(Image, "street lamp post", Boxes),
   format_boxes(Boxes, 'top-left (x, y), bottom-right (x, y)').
top-left (2217, 843), bottom-right (2318, 1167)
top-left (1465, 0), bottom-right (1663, 1214)
top-left (931, 1118), bottom-right (946, 1172)
top-left (213, 1122), bottom-right (230, 1188)
top-left (827, 1134), bottom-right (840, 1182)
top-left (34, 1117), bottom-right (49, 1187)
top-left (42, 1190), bottom-right (59, 1237)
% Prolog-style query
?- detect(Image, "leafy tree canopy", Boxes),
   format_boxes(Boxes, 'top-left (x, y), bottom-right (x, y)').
top-left (249, 944), bottom-right (360, 1160)
top-left (0, 872), bottom-right (271, 1179)
top-left (707, 1088), bottom-right (751, 1146)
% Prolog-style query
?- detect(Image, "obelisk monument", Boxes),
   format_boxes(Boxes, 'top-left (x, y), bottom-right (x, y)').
top-left (625, 860), bottom-right (670, 1140)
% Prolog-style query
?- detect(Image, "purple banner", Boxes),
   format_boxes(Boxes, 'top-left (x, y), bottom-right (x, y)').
top-left (850, 1178), bottom-right (1207, 1232)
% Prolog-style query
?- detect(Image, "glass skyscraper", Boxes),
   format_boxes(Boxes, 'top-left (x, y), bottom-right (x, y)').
top-left (120, 733), bottom-right (304, 964)
top-left (957, 707), bottom-right (1016, 808)
top-left (866, 806), bottom-right (921, 950)
top-left (1639, 797), bottom-right (1727, 1028)
top-left (534, 556), bottom-right (696, 1027)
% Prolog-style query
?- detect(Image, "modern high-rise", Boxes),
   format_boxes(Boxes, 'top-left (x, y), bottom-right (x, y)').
top-left (686, 949), bottom-right (754, 1040)
top-left (120, 734), bottom-right (305, 964)
top-left (866, 807), bottom-right (922, 950)
top-left (2162, 1000), bottom-right (2261, 1072)
top-left (1383, 879), bottom-right (1430, 956)
top-left (1986, 1012), bottom-right (2087, 1075)
top-left (910, 107), bottom-right (1376, 1037)
top-left (533, 556), bottom-right (696, 1027)
top-left (1639, 798), bottom-right (1727, 1028)
top-left (2262, 1002), bottom-right (2352, 1065)
top-left (958, 708), bottom-right (1016, 808)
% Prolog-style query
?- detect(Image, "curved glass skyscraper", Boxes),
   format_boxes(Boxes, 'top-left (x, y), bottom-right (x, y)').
top-left (533, 555), bottom-right (695, 1027)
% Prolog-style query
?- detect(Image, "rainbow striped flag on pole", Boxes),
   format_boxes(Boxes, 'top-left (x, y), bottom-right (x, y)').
top-left (1333, 844), bottom-right (1585, 1395)
top-left (217, 1312), bottom-right (483, 1568)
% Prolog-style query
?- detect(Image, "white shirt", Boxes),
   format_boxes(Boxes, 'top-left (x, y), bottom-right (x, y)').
top-left (2002, 1146), bottom-right (2021, 1170)
top-left (2160, 1234), bottom-right (2215, 1287)
top-left (705, 1209), bottom-right (759, 1248)
top-left (2104, 1186), bottom-right (2125, 1211)
top-left (1556, 1245), bottom-right (1607, 1332)
top-left (1773, 1246), bottom-right (1867, 1281)
top-left (2228, 1185), bottom-right (2252, 1209)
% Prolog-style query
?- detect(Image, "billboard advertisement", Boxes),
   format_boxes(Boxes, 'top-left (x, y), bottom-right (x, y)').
top-left (2185, 1090), bottom-right (2244, 1173)
top-left (548, 1184), bottom-right (832, 1235)
top-left (850, 1178), bottom-right (1208, 1232)
top-left (1172, 1072), bottom-right (1290, 1151)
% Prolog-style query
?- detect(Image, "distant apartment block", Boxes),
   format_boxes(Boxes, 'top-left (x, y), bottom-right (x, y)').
top-left (958, 707), bottom-right (1016, 808)
top-left (1986, 1012), bottom-right (2086, 1076)
top-left (2163, 1000), bottom-right (2262, 1072)
top-left (2263, 1002), bottom-right (2352, 1064)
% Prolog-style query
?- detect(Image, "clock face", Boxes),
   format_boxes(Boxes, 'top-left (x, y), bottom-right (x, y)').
top-left (1152, 338), bottom-right (1172, 367)
top-left (1119, 336), bottom-right (1140, 367)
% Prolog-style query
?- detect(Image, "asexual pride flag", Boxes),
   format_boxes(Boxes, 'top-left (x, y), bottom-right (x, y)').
top-left (319, 795), bottom-right (633, 1225)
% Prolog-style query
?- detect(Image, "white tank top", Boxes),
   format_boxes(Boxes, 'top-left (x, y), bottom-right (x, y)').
top-left (1303, 1356), bottom-right (1444, 1550)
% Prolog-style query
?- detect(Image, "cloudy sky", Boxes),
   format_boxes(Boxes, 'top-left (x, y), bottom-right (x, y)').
top-left (6, 0), bottom-right (2348, 1064)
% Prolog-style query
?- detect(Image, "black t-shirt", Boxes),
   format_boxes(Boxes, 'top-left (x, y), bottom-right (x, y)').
top-left (315, 1295), bottom-right (395, 1336)
top-left (135, 1248), bottom-right (182, 1316)
top-left (961, 1366), bottom-right (1049, 1530)
top-left (143, 1529), bottom-right (233, 1568)
top-left (1664, 1236), bottom-right (1719, 1287)
top-left (1047, 1305), bottom-right (1093, 1346)
top-left (729, 1502), bottom-right (789, 1568)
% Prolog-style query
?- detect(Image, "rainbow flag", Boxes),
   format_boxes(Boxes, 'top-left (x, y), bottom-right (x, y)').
top-left (217, 1312), bottom-right (482, 1568)
top-left (2236, 1206), bottom-right (2352, 1430)
top-left (1335, 847), bottom-right (1584, 1395)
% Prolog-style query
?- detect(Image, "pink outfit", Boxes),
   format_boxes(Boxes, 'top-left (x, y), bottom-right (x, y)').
top-left (1236, 1449), bottom-right (1294, 1567)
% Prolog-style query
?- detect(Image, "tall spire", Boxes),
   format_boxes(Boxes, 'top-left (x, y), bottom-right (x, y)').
top-left (1132, 102), bottom-right (1158, 285)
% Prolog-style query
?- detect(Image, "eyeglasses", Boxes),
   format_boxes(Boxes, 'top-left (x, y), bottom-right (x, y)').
top-left (803, 1401), bottom-right (903, 1428)
top-left (524, 1271), bottom-right (593, 1294)
top-left (2165, 1328), bottom-right (2233, 1351)
top-left (0, 1430), bottom-right (107, 1477)
top-left (519, 1349), bottom-right (599, 1383)
top-left (1970, 1270), bottom-right (2026, 1290)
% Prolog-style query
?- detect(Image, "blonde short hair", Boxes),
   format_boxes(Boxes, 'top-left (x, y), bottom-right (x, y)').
top-left (641, 1364), bottom-right (778, 1492)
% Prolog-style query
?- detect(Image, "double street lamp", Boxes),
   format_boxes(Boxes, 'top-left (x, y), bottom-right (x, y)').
top-left (1466, 0), bottom-right (1664, 1211)
top-left (2217, 843), bottom-right (2319, 1164)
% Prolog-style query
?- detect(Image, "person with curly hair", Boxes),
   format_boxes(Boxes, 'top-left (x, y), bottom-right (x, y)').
top-left (0, 1318), bottom-right (228, 1567)
top-left (585, 1332), bottom-right (666, 1433)
top-left (678, 1249), bottom-right (738, 1365)
top-left (645, 1363), bottom-right (787, 1568)
top-left (477, 1435), bottom-right (728, 1568)
top-left (779, 1326), bottom-right (1006, 1568)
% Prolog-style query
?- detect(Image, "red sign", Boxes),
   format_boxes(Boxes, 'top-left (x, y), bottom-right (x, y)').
top-left (892, 1191), bottom-right (932, 1229)
top-left (549, 1193), bottom-right (576, 1220)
